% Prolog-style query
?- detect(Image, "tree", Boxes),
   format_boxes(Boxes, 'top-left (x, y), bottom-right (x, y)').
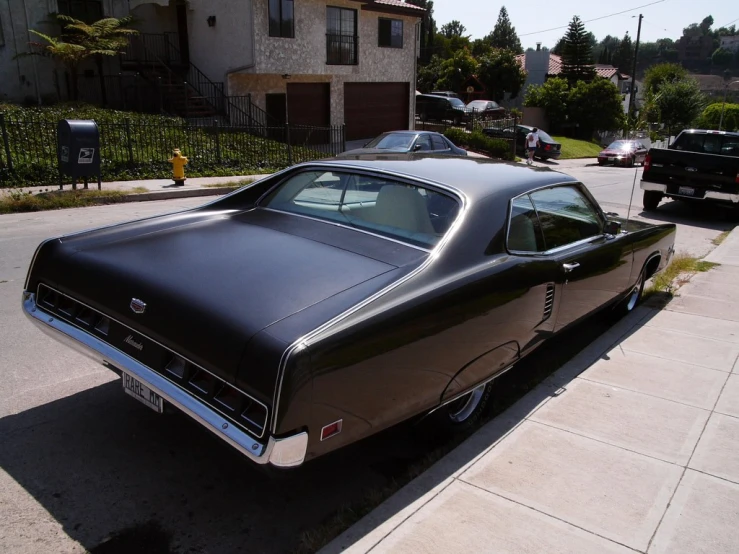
top-left (435, 48), bottom-right (478, 91)
top-left (524, 77), bottom-right (570, 132)
top-left (407, 0), bottom-right (436, 63)
top-left (560, 16), bottom-right (595, 83)
top-left (643, 62), bottom-right (688, 95)
top-left (19, 14), bottom-right (137, 102)
top-left (568, 78), bottom-right (626, 137)
top-left (417, 55), bottom-right (444, 92)
top-left (486, 6), bottom-right (523, 54)
top-left (19, 32), bottom-right (90, 100)
top-left (612, 33), bottom-right (633, 74)
top-left (712, 48), bottom-right (734, 68)
top-left (595, 35), bottom-right (620, 64)
top-left (698, 102), bottom-right (739, 131)
top-left (552, 37), bottom-right (565, 56)
top-left (471, 38), bottom-right (493, 58)
top-left (440, 20), bottom-right (466, 39)
top-left (477, 48), bottom-right (527, 102)
top-left (58, 15), bottom-right (138, 106)
top-left (653, 79), bottom-right (706, 135)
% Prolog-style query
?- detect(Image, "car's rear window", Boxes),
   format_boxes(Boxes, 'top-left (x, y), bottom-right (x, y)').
top-left (365, 133), bottom-right (415, 149)
top-left (673, 133), bottom-right (739, 156)
top-left (259, 170), bottom-right (461, 249)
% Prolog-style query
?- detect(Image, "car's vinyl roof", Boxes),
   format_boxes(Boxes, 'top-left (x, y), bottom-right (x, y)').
top-left (302, 155), bottom-right (577, 201)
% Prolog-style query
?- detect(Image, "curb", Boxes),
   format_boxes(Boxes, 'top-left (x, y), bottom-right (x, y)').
top-left (106, 186), bottom-right (239, 204)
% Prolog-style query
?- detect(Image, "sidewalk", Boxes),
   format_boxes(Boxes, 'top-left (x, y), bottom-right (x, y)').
top-left (322, 230), bottom-right (739, 553)
top-left (0, 174), bottom-right (270, 201)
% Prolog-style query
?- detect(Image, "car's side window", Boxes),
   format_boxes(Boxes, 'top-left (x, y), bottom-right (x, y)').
top-left (416, 135), bottom-right (432, 151)
top-left (529, 186), bottom-right (603, 251)
top-left (431, 135), bottom-right (448, 150)
top-left (508, 194), bottom-right (545, 253)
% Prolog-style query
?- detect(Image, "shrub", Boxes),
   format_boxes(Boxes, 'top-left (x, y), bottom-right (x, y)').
top-left (443, 129), bottom-right (513, 160)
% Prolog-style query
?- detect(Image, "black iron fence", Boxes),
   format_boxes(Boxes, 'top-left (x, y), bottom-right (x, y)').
top-left (0, 112), bottom-right (345, 187)
top-left (415, 109), bottom-right (515, 133)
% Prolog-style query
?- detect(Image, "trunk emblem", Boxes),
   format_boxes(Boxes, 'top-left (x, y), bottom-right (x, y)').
top-left (130, 298), bottom-right (147, 314)
top-left (124, 335), bottom-right (144, 351)
top-left (686, 167), bottom-right (697, 172)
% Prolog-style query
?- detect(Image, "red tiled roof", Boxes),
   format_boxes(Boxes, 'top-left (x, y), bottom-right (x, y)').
top-left (516, 53), bottom-right (628, 79)
top-left (371, 0), bottom-right (426, 10)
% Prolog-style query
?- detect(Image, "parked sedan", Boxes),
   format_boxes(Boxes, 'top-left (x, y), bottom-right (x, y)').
top-left (598, 140), bottom-right (648, 167)
top-left (466, 99), bottom-right (506, 119)
top-left (337, 131), bottom-right (467, 157)
top-left (23, 156), bottom-right (675, 469)
top-left (484, 124), bottom-right (562, 160)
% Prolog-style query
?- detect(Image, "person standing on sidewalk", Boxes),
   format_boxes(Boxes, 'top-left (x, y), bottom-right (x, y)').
top-left (526, 128), bottom-right (540, 165)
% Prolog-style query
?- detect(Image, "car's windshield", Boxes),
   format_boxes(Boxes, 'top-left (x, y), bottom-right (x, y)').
top-left (365, 133), bottom-right (416, 150)
top-left (448, 98), bottom-right (466, 107)
top-left (606, 141), bottom-right (634, 150)
top-left (467, 101), bottom-right (487, 109)
top-left (260, 170), bottom-right (461, 249)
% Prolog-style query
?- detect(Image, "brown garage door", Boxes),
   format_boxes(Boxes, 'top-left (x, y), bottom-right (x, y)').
top-left (344, 82), bottom-right (410, 141)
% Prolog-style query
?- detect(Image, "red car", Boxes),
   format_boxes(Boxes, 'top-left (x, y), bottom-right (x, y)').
top-left (597, 140), bottom-right (649, 167)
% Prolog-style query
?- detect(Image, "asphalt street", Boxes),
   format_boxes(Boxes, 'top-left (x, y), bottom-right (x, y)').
top-left (0, 161), bottom-right (732, 553)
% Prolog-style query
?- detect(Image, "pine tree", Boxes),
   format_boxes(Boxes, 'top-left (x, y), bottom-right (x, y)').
top-left (612, 32), bottom-right (634, 74)
top-left (560, 16), bottom-right (595, 83)
top-left (486, 6), bottom-right (523, 54)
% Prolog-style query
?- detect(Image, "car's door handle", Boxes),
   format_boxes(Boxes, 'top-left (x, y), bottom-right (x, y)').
top-left (562, 262), bottom-right (580, 272)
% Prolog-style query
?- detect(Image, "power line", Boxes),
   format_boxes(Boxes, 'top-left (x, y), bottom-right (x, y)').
top-left (717, 17), bottom-right (739, 28)
top-left (518, 0), bottom-right (667, 37)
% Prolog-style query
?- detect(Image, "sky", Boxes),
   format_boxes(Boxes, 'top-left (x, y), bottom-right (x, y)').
top-left (431, 0), bottom-right (738, 49)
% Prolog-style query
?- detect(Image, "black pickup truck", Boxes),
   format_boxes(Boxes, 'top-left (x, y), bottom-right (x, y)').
top-left (641, 129), bottom-right (739, 211)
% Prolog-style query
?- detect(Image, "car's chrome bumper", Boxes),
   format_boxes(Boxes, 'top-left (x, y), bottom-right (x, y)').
top-left (22, 292), bottom-right (308, 468)
top-left (640, 181), bottom-right (739, 203)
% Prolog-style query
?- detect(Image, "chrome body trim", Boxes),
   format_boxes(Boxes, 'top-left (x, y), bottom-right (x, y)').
top-left (35, 283), bottom-right (270, 439)
top-left (268, 163), bottom-right (471, 433)
top-left (640, 181), bottom-right (739, 203)
top-left (22, 292), bottom-right (308, 468)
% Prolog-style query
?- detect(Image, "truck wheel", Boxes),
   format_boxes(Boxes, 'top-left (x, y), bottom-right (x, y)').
top-left (643, 190), bottom-right (662, 211)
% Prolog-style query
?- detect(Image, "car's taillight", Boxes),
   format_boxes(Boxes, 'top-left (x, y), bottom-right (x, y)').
top-left (545, 144), bottom-right (552, 151)
top-left (644, 153), bottom-right (651, 172)
top-left (736, 172), bottom-right (739, 184)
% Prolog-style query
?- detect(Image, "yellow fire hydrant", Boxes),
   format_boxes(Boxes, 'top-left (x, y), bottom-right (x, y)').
top-left (168, 148), bottom-right (188, 186)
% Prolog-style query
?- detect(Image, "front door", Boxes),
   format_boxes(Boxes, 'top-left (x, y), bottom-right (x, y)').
top-left (527, 184), bottom-right (633, 331)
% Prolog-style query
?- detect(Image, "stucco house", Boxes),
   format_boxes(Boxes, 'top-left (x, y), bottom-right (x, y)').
top-left (1, 0), bottom-right (425, 140)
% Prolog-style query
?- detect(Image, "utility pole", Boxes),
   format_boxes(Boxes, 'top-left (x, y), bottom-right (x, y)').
top-left (627, 14), bottom-right (643, 128)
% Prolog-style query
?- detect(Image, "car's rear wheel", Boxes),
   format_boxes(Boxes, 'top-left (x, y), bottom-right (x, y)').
top-left (441, 382), bottom-right (493, 431)
top-left (614, 270), bottom-right (645, 318)
top-left (643, 190), bottom-right (662, 211)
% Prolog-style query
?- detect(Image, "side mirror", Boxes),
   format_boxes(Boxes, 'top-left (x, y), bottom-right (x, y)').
top-left (414, 143), bottom-right (423, 151)
top-left (604, 220), bottom-right (622, 236)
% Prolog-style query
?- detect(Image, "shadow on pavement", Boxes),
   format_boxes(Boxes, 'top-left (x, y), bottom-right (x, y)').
top-left (0, 307), bottom-right (661, 554)
top-left (637, 200), bottom-right (738, 231)
top-left (320, 305), bottom-right (661, 553)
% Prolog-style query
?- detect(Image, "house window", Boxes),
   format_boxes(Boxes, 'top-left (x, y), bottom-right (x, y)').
top-left (269, 0), bottom-right (294, 38)
top-left (57, 0), bottom-right (103, 22)
top-left (327, 7), bottom-right (357, 65)
top-left (378, 18), bottom-right (403, 48)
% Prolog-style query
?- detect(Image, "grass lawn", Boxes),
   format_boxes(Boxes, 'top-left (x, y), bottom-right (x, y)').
top-left (552, 136), bottom-right (603, 159)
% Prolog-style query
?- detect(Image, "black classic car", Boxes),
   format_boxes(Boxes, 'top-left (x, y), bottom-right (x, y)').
top-left (23, 156), bottom-right (676, 469)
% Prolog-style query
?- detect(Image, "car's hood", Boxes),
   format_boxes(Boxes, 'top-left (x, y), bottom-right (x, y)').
top-left (34, 210), bottom-right (402, 387)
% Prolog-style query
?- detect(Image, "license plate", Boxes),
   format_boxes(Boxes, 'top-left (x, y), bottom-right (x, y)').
top-left (122, 371), bottom-right (164, 413)
top-left (607, 157), bottom-right (614, 161)
top-left (678, 186), bottom-right (695, 196)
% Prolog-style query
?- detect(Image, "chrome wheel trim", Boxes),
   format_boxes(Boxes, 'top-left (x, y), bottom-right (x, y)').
top-left (626, 274), bottom-right (644, 311)
top-left (448, 384), bottom-right (486, 423)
